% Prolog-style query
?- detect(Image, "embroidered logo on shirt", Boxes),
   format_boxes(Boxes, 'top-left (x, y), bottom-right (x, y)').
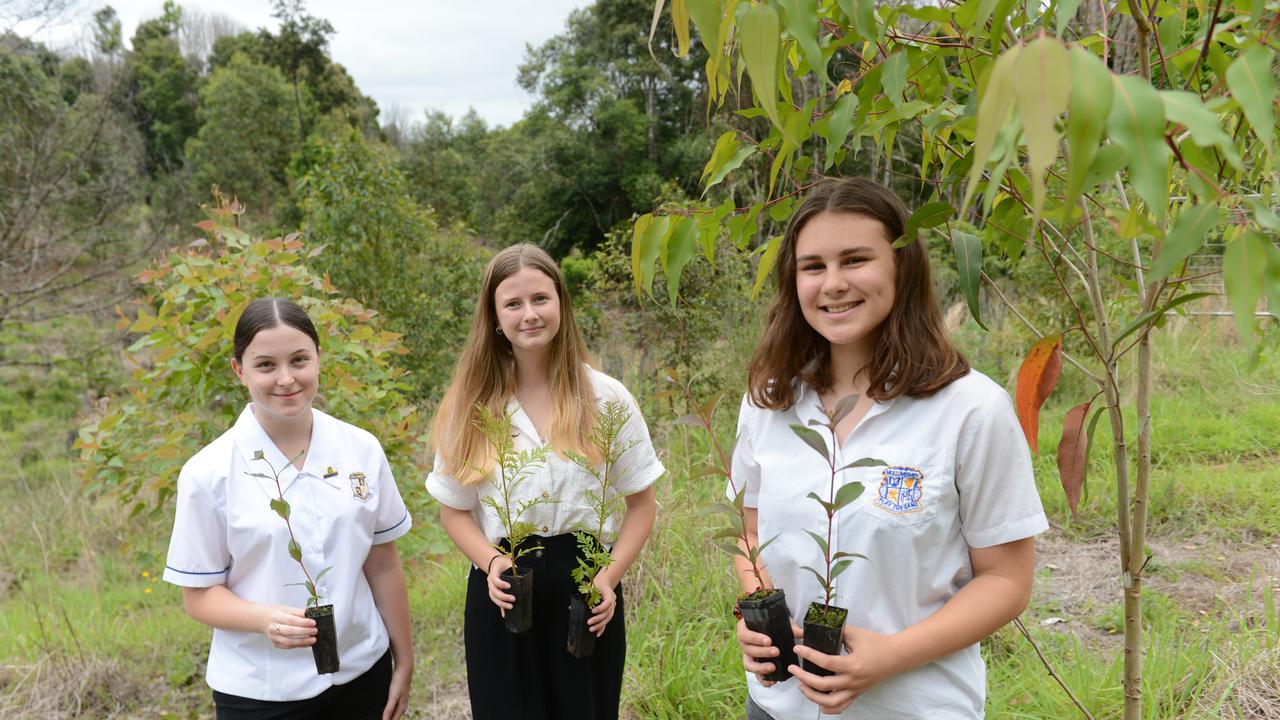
top-left (350, 472), bottom-right (372, 502)
top-left (874, 465), bottom-right (925, 515)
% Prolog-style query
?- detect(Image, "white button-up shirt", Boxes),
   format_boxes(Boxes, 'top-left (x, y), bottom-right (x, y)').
top-left (426, 367), bottom-right (663, 547)
top-left (733, 370), bottom-right (1048, 720)
top-left (163, 405), bottom-right (412, 701)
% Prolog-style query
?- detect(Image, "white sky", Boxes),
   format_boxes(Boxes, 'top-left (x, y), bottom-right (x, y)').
top-left (16, 0), bottom-right (592, 128)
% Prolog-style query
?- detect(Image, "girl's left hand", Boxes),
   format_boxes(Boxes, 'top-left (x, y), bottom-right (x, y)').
top-left (789, 625), bottom-right (900, 714)
top-left (586, 577), bottom-right (617, 636)
top-left (381, 661), bottom-right (412, 720)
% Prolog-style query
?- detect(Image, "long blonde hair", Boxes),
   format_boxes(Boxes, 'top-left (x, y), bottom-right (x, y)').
top-left (431, 244), bottom-right (599, 484)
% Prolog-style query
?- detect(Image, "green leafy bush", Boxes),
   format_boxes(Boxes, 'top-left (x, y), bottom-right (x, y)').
top-left (76, 196), bottom-right (424, 520)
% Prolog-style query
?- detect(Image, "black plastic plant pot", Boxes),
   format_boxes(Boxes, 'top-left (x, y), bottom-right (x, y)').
top-left (738, 589), bottom-right (797, 683)
top-left (565, 593), bottom-right (597, 658)
top-left (801, 602), bottom-right (848, 678)
top-left (502, 566), bottom-right (535, 634)
top-left (305, 604), bottom-right (340, 675)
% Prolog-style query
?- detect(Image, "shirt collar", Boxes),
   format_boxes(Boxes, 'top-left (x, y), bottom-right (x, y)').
top-left (792, 381), bottom-right (897, 444)
top-left (232, 405), bottom-right (343, 493)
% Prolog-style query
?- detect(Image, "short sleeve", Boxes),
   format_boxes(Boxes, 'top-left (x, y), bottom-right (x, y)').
top-left (729, 394), bottom-right (761, 508)
top-left (955, 394), bottom-right (1050, 548)
top-left (163, 464), bottom-right (230, 588)
top-left (372, 448), bottom-right (412, 543)
top-left (608, 383), bottom-right (665, 497)
top-left (425, 454), bottom-right (480, 510)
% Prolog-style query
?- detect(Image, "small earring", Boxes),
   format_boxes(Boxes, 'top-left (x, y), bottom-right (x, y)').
top-left (495, 326), bottom-right (504, 335)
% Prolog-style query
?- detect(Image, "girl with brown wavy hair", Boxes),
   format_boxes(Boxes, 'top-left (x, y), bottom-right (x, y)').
top-left (730, 179), bottom-right (1048, 719)
top-left (426, 244), bottom-right (662, 720)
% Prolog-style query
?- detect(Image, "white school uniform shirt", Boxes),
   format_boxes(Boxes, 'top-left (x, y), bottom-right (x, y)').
top-left (426, 367), bottom-right (663, 547)
top-left (163, 405), bottom-right (412, 701)
top-left (732, 370), bottom-right (1048, 720)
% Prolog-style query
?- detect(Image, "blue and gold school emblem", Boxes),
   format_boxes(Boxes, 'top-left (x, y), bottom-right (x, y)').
top-left (350, 472), bottom-right (371, 502)
top-left (324, 466), bottom-right (339, 479)
top-left (875, 465), bottom-right (925, 515)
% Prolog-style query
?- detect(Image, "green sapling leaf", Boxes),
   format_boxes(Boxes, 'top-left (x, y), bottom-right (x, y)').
top-left (838, 457), bottom-right (887, 472)
top-left (270, 498), bottom-right (290, 519)
top-left (830, 558), bottom-right (855, 579)
top-left (830, 394), bottom-right (859, 425)
top-left (288, 540), bottom-right (302, 562)
top-left (790, 424), bottom-right (830, 460)
top-left (253, 450), bottom-right (265, 460)
top-left (804, 529), bottom-right (830, 556)
top-left (805, 491), bottom-right (835, 514)
top-left (832, 481), bottom-right (865, 510)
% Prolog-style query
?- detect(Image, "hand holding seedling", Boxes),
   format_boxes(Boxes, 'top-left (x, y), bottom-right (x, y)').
top-left (260, 604), bottom-right (317, 649)
top-left (485, 554), bottom-right (516, 612)
top-left (585, 578), bottom-right (616, 636)
top-left (737, 618), bottom-right (803, 686)
top-left (789, 624), bottom-right (899, 714)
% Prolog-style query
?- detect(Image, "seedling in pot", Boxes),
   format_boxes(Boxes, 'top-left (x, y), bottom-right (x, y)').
top-left (470, 405), bottom-right (555, 634)
top-left (667, 370), bottom-right (797, 683)
top-left (565, 400), bottom-right (639, 658)
top-left (247, 449), bottom-right (339, 674)
top-left (788, 394), bottom-right (885, 677)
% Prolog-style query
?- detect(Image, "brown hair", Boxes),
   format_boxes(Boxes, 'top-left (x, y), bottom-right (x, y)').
top-left (431, 244), bottom-right (598, 484)
top-left (747, 178), bottom-right (968, 409)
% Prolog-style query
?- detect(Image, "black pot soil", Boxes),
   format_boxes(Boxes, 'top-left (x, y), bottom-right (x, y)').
top-left (565, 593), bottom-right (596, 658)
top-left (738, 589), bottom-right (797, 682)
top-left (801, 602), bottom-right (848, 677)
top-left (502, 566), bottom-right (535, 634)
top-left (305, 604), bottom-right (340, 674)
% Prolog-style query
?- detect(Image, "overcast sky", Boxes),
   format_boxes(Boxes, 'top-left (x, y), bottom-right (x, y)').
top-left (19, 0), bottom-right (591, 128)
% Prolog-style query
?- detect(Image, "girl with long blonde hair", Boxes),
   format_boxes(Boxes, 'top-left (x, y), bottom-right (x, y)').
top-left (427, 244), bottom-right (662, 720)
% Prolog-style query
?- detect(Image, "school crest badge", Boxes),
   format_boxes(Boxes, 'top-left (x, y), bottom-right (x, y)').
top-left (350, 472), bottom-right (372, 502)
top-left (874, 465), bottom-right (925, 515)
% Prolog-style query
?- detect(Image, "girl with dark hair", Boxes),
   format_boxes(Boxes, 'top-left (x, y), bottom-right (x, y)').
top-left (163, 297), bottom-right (415, 720)
top-left (427, 244), bottom-right (662, 720)
top-left (731, 179), bottom-right (1047, 719)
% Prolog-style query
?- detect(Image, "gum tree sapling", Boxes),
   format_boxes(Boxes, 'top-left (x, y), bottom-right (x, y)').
top-left (248, 448), bottom-right (339, 674)
top-left (669, 371), bottom-right (797, 683)
top-left (565, 399), bottom-right (639, 658)
top-left (788, 396), bottom-right (885, 677)
top-left (470, 405), bottom-right (555, 634)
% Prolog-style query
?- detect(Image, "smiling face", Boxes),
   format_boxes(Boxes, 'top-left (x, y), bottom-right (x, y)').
top-left (494, 266), bottom-right (562, 362)
top-left (231, 324), bottom-right (320, 424)
top-left (794, 211), bottom-right (897, 358)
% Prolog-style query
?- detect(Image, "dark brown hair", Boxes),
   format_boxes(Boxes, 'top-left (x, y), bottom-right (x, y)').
top-left (232, 298), bottom-right (320, 362)
top-left (747, 178), bottom-right (968, 409)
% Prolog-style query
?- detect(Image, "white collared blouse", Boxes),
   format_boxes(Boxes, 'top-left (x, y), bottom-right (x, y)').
top-left (163, 405), bottom-right (412, 701)
top-left (732, 370), bottom-right (1048, 720)
top-left (426, 367), bottom-right (664, 547)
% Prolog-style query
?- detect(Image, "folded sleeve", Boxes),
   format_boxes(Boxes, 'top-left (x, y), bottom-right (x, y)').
top-left (955, 394), bottom-right (1050, 548)
top-left (425, 454), bottom-right (480, 511)
top-left (163, 464), bottom-right (230, 587)
top-left (372, 448), bottom-right (412, 543)
top-left (729, 394), bottom-right (761, 508)
top-left (608, 383), bottom-right (665, 497)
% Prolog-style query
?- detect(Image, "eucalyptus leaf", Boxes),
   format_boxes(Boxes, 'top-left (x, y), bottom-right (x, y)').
top-left (790, 423), bottom-right (830, 460)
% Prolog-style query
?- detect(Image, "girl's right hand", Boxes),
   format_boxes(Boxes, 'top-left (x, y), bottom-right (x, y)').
top-left (738, 618), bottom-right (802, 686)
top-left (486, 555), bottom-right (516, 613)
top-left (261, 605), bottom-right (316, 649)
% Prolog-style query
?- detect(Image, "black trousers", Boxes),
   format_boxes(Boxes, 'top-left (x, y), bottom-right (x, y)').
top-left (465, 533), bottom-right (626, 720)
top-left (212, 649), bottom-right (391, 720)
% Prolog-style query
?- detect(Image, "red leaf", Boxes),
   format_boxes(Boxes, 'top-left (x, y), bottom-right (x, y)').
top-left (1015, 335), bottom-right (1063, 454)
top-left (193, 219), bottom-right (217, 232)
top-left (1057, 401), bottom-right (1090, 517)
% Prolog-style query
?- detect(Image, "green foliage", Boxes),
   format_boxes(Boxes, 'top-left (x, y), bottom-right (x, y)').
top-left (126, 31), bottom-right (198, 172)
top-left (294, 126), bottom-right (487, 400)
top-left (566, 400), bottom-right (639, 604)
top-left (788, 397), bottom-right (880, 608)
top-left (471, 406), bottom-right (556, 564)
top-left (250, 449), bottom-right (332, 607)
top-left (184, 53), bottom-right (303, 215)
top-left (75, 197), bottom-right (423, 519)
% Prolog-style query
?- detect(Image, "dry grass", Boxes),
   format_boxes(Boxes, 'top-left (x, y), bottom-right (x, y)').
top-left (0, 655), bottom-right (148, 719)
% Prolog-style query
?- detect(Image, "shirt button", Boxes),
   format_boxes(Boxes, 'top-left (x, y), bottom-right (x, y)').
top-left (541, 491), bottom-right (550, 499)
top-left (541, 526), bottom-right (548, 533)
top-left (311, 544), bottom-right (322, 553)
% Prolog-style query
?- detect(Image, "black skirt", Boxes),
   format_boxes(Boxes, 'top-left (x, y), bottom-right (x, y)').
top-left (464, 533), bottom-right (626, 720)
top-left (211, 648), bottom-right (391, 720)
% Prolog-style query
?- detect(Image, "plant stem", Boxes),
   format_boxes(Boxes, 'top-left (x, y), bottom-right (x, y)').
top-left (1013, 618), bottom-right (1097, 720)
